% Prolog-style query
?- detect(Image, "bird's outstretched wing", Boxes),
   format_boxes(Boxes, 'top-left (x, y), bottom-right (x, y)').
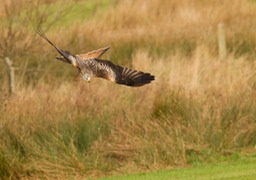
top-left (37, 27), bottom-right (72, 64)
top-left (56, 47), bottom-right (110, 62)
top-left (78, 46), bottom-right (110, 60)
top-left (90, 59), bottom-right (155, 87)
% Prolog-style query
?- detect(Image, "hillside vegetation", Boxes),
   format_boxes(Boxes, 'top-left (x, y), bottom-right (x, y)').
top-left (0, 0), bottom-right (256, 179)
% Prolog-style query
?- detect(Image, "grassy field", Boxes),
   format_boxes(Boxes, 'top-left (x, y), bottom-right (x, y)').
top-left (0, 0), bottom-right (256, 179)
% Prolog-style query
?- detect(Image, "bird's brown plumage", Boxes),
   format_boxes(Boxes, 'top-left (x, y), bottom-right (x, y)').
top-left (37, 27), bottom-right (155, 87)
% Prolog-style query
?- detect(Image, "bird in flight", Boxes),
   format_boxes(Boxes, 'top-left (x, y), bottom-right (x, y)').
top-left (37, 28), bottom-right (155, 87)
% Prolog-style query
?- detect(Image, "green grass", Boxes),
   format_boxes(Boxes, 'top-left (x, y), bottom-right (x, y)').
top-left (0, 0), bottom-right (114, 30)
top-left (101, 155), bottom-right (256, 180)
top-left (47, 0), bottom-right (114, 29)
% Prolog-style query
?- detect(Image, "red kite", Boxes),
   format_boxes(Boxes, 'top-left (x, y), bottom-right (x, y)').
top-left (37, 28), bottom-right (154, 87)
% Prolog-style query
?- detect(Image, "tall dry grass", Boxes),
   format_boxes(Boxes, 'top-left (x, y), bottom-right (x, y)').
top-left (75, 0), bottom-right (256, 58)
top-left (1, 47), bottom-right (256, 178)
top-left (1, 0), bottom-right (256, 178)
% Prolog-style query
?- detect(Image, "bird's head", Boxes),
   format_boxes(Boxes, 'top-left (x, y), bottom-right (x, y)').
top-left (81, 73), bottom-right (92, 83)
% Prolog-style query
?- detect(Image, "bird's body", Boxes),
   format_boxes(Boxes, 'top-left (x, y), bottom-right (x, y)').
top-left (37, 28), bottom-right (155, 87)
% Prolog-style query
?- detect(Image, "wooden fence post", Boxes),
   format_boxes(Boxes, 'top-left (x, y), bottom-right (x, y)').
top-left (4, 57), bottom-right (16, 95)
top-left (217, 23), bottom-right (227, 59)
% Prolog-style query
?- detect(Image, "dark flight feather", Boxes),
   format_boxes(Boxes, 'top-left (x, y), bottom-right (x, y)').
top-left (92, 59), bottom-right (155, 87)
